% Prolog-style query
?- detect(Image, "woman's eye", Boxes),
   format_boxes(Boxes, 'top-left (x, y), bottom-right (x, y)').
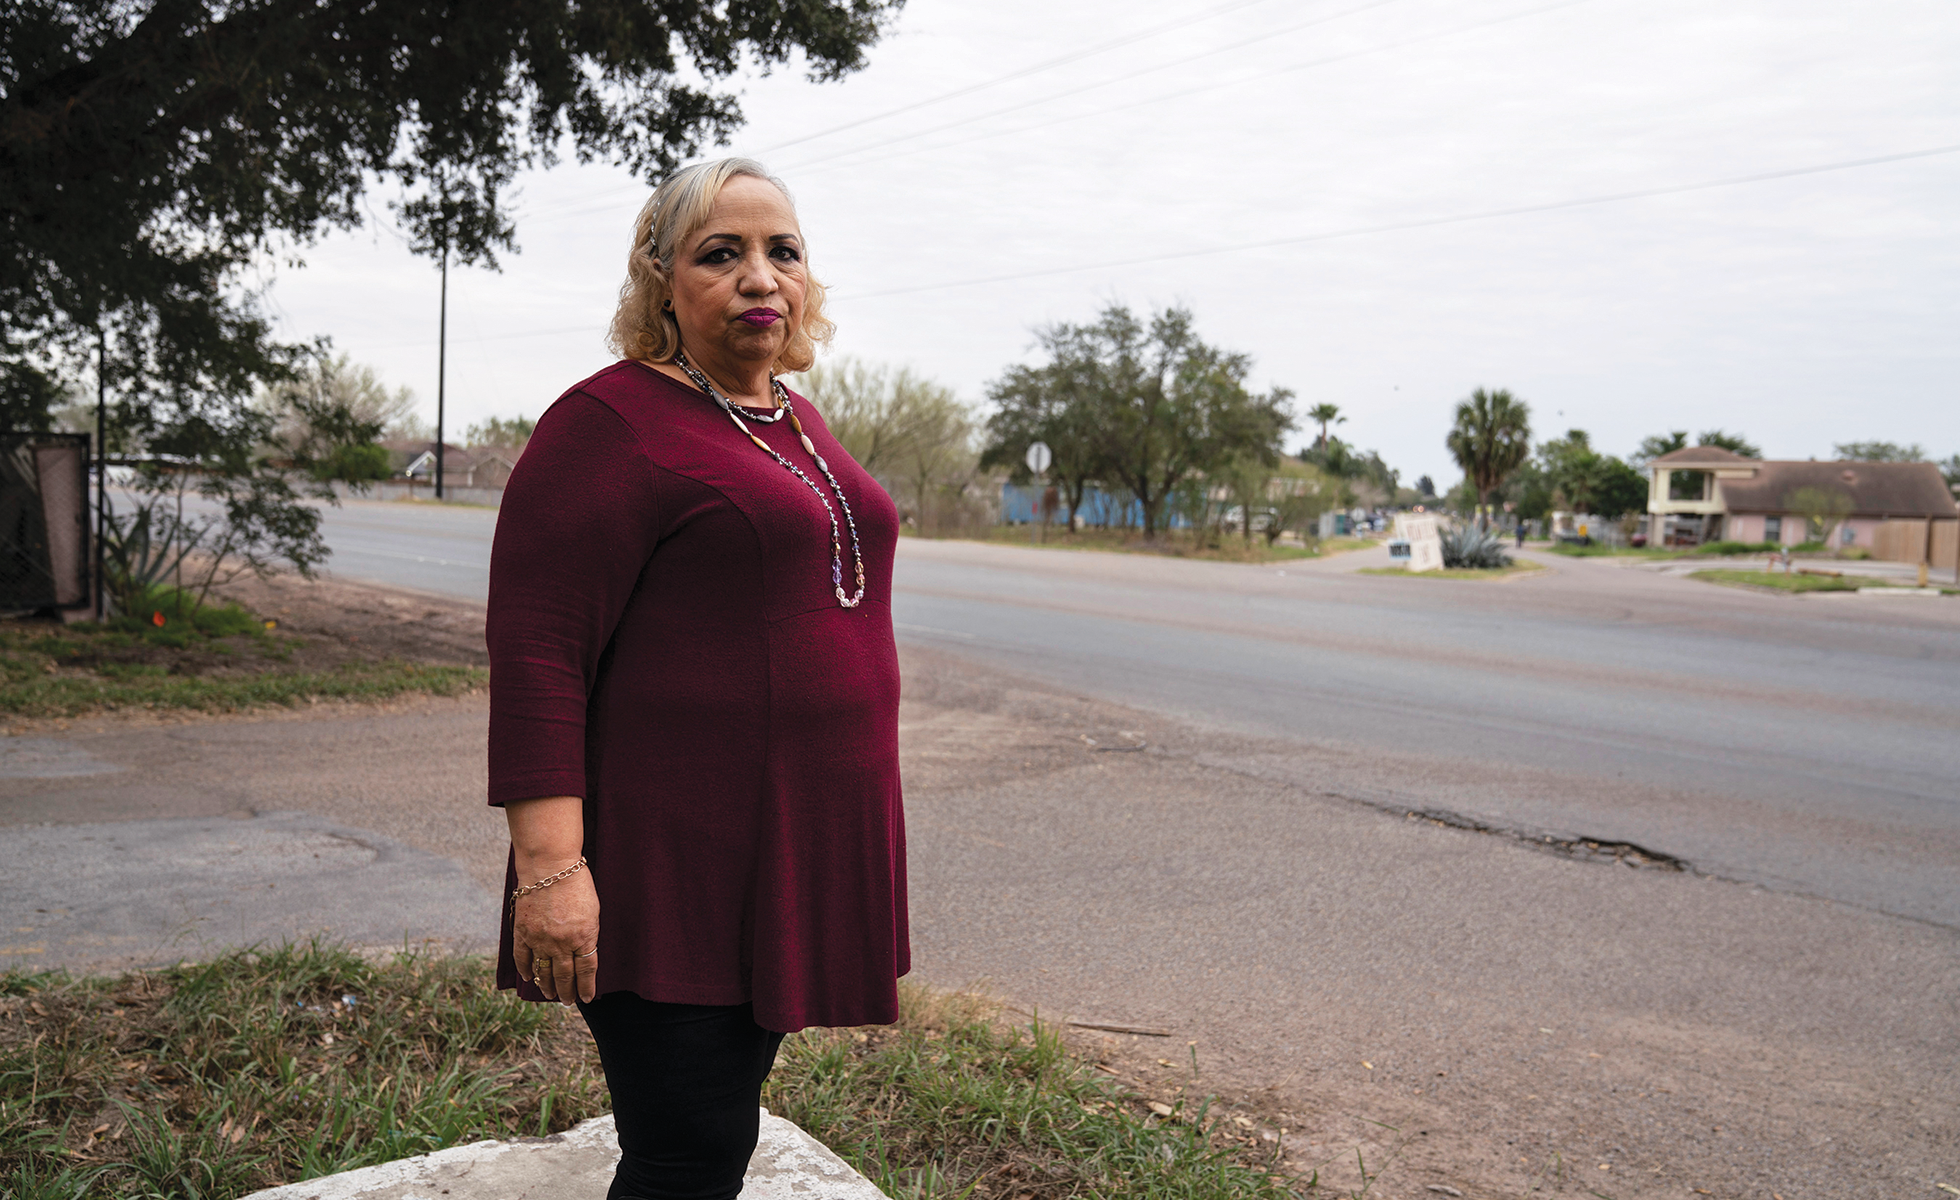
top-left (772, 246), bottom-right (803, 262)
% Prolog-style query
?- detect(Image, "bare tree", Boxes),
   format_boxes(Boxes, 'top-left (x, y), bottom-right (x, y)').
top-left (1787, 485), bottom-right (1854, 548)
top-left (789, 358), bottom-right (980, 533)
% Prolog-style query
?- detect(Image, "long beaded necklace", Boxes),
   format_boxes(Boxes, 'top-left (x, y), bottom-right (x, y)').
top-left (672, 350), bottom-right (866, 610)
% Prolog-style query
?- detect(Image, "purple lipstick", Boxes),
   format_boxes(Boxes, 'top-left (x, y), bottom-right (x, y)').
top-left (738, 308), bottom-right (781, 327)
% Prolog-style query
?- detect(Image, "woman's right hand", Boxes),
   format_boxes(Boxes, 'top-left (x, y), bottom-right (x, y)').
top-left (512, 860), bottom-right (600, 1006)
top-left (505, 795), bottom-right (599, 1007)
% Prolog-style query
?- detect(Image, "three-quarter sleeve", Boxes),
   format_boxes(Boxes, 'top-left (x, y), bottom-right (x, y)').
top-left (486, 392), bottom-right (661, 807)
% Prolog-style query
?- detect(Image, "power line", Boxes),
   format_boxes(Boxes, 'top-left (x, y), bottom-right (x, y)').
top-left (771, 0), bottom-right (1410, 175)
top-left (360, 141), bottom-right (1958, 349)
top-left (784, 0), bottom-right (1598, 179)
top-left (755, 0), bottom-right (1285, 155)
top-left (835, 142), bottom-right (1960, 301)
top-left (515, 0), bottom-right (1291, 224)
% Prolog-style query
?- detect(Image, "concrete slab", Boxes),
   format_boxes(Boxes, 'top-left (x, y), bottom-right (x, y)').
top-left (0, 810), bottom-right (496, 973)
top-left (238, 1109), bottom-right (888, 1199)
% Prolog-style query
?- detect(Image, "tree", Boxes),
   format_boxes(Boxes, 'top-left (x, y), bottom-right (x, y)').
top-left (3, 0), bottom-right (897, 585)
top-left (1696, 429), bottom-right (1761, 458)
top-left (260, 354), bottom-right (413, 484)
top-left (1307, 403), bottom-right (1345, 450)
top-left (1445, 387), bottom-right (1532, 530)
top-left (1528, 428), bottom-right (1646, 521)
top-left (1833, 440), bottom-right (1928, 462)
top-left (794, 359), bottom-right (981, 534)
top-left (1537, 429), bottom-right (1596, 511)
top-left (1787, 485), bottom-right (1854, 547)
top-left (1593, 458), bottom-right (1649, 519)
top-left (980, 353), bottom-right (1103, 528)
top-left (1632, 430), bottom-right (1688, 468)
top-left (1301, 437), bottom-right (1397, 505)
top-left (1940, 455), bottom-right (1960, 489)
top-left (465, 415), bottom-right (537, 449)
top-left (1254, 459), bottom-right (1335, 546)
top-left (1415, 475), bottom-right (1436, 499)
top-left (994, 305), bottom-right (1292, 538)
top-left (4, 1), bottom-right (899, 411)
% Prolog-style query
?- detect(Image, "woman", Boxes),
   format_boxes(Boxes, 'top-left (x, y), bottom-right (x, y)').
top-left (486, 157), bottom-right (908, 1200)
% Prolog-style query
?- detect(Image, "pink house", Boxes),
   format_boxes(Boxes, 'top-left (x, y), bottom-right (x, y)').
top-left (1645, 447), bottom-right (1958, 549)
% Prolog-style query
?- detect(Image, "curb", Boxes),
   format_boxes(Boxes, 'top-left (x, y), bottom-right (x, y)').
top-left (239, 1108), bottom-right (888, 1199)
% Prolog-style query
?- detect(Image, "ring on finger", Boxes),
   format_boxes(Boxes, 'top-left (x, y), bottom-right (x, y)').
top-left (573, 946), bottom-right (596, 958)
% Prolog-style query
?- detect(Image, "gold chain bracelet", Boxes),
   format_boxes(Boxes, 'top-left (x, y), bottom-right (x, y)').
top-left (507, 856), bottom-right (588, 916)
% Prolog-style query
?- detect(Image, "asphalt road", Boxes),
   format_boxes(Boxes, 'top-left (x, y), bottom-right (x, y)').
top-left (7, 498), bottom-right (1956, 1194)
top-left (310, 499), bottom-right (1960, 929)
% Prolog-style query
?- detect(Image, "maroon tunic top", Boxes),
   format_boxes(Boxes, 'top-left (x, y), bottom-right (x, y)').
top-left (486, 360), bottom-right (908, 1032)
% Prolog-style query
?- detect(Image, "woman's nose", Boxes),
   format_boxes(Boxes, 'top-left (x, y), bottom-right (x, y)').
top-left (736, 252), bottom-right (776, 295)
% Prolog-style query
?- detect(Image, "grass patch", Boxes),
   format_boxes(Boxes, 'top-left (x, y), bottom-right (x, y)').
top-left (0, 591), bottom-right (485, 717)
top-left (929, 525), bottom-right (1369, 564)
top-left (1355, 562), bottom-right (1544, 579)
top-left (4, 948), bottom-right (1313, 1199)
top-left (0, 659), bottom-right (486, 718)
top-left (769, 988), bottom-right (1302, 1199)
top-left (0, 943), bottom-right (606, 1200)
top-left (1688, 568), bottom-right (1898, 593)
top-left (1547, 543), bottom-right (1676, 558)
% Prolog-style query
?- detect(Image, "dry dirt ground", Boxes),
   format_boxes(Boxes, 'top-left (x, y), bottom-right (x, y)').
top-left (0, 576), bottom-right (1950, 1200)
top-left (213, 568), bottom-right (491, 669)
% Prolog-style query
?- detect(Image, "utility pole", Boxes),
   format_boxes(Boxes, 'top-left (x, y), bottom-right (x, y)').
top-left (94, 324), bottom-right (107, 619)
top-left (435, 239), bottom-right (447, 501)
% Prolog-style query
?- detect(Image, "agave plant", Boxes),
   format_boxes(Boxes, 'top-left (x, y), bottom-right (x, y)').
top-left (100, 490), bottom-right (205, 617)
top-left (1439, 524), bottom-right (1513, 569)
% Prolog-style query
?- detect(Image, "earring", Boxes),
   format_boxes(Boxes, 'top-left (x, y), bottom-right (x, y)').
top-left (662, 300), bottom-right (672, 311)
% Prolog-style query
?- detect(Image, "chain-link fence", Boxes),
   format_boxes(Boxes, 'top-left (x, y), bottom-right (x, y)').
top-left (0, 433), bottom-right (92, 611)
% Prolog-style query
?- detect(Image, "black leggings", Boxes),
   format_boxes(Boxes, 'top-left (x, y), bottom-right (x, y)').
top-left (578, 993), bottom-right (787, 1200)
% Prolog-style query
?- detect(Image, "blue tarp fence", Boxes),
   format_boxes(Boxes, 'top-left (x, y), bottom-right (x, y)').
top-left (999, 483), bottom-right (1193, 529)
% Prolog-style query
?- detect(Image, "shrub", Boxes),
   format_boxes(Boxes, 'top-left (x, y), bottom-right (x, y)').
top-left (1694, 540), bottom-right (1780, 556)
top-left (311, 442), bottom-right (392, 486)
top-left (1440, 525), bottom-right (1513, 569)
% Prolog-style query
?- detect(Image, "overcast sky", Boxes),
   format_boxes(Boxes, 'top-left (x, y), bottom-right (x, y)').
top-left (262, 0), bottom-right (1959, 488)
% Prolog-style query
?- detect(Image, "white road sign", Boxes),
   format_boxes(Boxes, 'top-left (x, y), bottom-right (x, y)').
top-left (1025, 441), bottom-right (1052, 475)
top-left (1395, 513), bottom-right (1444, 572)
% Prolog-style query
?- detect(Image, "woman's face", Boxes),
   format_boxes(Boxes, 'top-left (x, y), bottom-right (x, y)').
top-left (665, 176), bottom-right (806, 371)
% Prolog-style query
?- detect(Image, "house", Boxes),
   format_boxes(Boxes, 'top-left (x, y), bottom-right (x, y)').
top-left (1646, 447), bottom-right (1958, 559)
top-left (383, 441), bottom-right (521, 490)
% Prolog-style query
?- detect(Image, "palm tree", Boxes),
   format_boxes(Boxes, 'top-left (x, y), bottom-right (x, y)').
top-left (1446, 387), bottom-right (1532, 530)
top-left (1307, 402), bottom-right (1345, 450)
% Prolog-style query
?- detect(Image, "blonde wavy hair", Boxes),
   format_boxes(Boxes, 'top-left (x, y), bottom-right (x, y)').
top-left (607, 157), bottom-right (834, 375)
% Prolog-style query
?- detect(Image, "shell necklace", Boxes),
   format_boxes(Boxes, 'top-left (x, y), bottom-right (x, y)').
top-left (672, 350), bottom-right (865, 609)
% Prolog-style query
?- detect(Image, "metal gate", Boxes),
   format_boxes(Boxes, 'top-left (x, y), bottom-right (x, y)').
top-left (0, 433), bottom-right (92, 611)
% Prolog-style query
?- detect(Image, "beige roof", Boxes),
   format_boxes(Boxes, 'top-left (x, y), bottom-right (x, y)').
top-left (1720, 460), bottom-right (1957, 518)
top-left (1650, 445), bottom-right (1756, 468)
